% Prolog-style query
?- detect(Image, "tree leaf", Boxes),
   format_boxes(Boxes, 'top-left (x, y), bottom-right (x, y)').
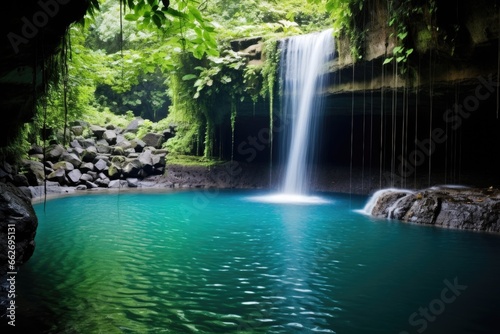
top-left (182, 74), bottom-right (197, 80)
top-left (383, 57), bottom-right (393, 65)
top-left (124, 13), bottom-right (140, 21)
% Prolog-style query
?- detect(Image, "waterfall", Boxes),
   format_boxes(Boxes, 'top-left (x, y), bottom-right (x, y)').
top-left (280, 29), bottom-right (335, 195)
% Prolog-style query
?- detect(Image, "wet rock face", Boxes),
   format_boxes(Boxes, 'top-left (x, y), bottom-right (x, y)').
top-left (0, 183), bottom-right (38, 277)
top-left (369, 187), bottom-right (500, 232)
top-left (0, 182), bottom-right (38, 319)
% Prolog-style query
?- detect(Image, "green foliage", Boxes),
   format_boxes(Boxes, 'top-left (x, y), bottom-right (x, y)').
top-left (121, 0), bottom-right (219, 59)
top-left (308, 0), bottom-right (364, 60)
top-left (167, 154), bottom-right (224, 167)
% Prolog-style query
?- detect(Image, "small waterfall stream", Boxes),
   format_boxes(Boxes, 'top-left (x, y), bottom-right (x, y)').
top-left (280, 29), bottom-right (335, 195)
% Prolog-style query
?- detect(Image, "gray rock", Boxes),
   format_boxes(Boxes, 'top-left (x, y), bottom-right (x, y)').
top-left (80, 173), bottom-right (94, 182)
top-left (94, 159), bottom-right (108, 172)
top-left (139, 150), bottom-right (154, 174)
top-left (80, 162), bottom-right (94, 173)
top-left (21, 160), bottom-right (45, 186)
top-left (76, 185), bottom-right (88, 191)
top-left (90, 125), bottom-right (106, 139)
top-left (46, 144), bottom-right (65, 161)
top-left (13, 174), bottom-right (30, 187)
top-left (127, 178), bottom-right (139, 187)
top-left (124, 117), bottom-right (144, 133)
top-left (60, 152), bottom-right (82, 168)
top-left (47, 168), bottom-right (67, 185)
top-left (103, 130), bottom-right (117, 144)
top-left (367, 187), bottom-right (500, 232)
top-left (108, 180), bottom-right (129, 188)
top-left (96, 144), bottom-right (112, 154)
top-left (81, 147), bottom-right (98, 162)
top-left (96, 178), bottom-right (110, 187)
top-left (141, 133), bottom-right (163, 148)
top-left (123, 159), bottom-right (142, 178)
top-left (71, 125), bottom-right (84, 136)
top-left (0, 183), bottom-right (38, 278)
top-left (131, 138), bottom-right (146, 152)
top-left (70, 139), bottom-right (82, 149)
top-left (67, 169), bottom-right (82, 184)
top-left (77, 138), bottom-right (96, 149)
top-left (52, 161), bottom-right (75, 171)
top-left (107, 164), bottom-right (122, 180)
top-left (112, 146), bottom-right (125, 156)
top-left (28, 145), bottom-right (43, 155)
top-left (85, 181), bottom-right (99, 189)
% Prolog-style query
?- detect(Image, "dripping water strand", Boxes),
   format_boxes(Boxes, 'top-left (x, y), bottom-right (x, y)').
top-left (362, 60), bottom-right (367, 193)
top-left (370, 60), bottom-right (374, 189)
top-left (350, 63), bottom-right (355, 197)
top-left (62, 29), bottom-right (69, 147)
top-left (428, 50), bottom-right (433, 187)
top-left (379, 58), bottom-right (385, 188)
top-left (41, 35), bottom-right (48, 212)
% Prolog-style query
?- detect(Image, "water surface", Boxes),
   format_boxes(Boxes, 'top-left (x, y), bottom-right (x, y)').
top-left (17, 190), bottom-right (500, 333)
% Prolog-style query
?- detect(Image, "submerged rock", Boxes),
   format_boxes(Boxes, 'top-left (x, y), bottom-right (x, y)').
top-left (365, 187), bottom-right (500, 232)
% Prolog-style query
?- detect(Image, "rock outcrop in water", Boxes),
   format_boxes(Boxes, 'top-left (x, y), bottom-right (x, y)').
top-left (364, 187), bottom-right (500, 232)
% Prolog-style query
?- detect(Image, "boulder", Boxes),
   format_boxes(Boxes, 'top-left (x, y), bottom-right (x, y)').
top-left (94, 159), bottom-right (108, 172)
top-left (28, 145), bottom-right (43, 155)
top-left (95, 177), bottom-right (110, 187)
top-left (67, 169), bottom-right (82, 185)
top-left (141, 133), bottom-right (163, 148)
top-left (52, 161), bottom-right (75, 172)
top-left (70, 139), bottom-right (82, 149)
top-left (124, 117), bottom-right (144, 133)
top-left (45, 144), bottom-right (65, 161)
top-left (107, 164), bottom-right (122, 180)
top-left (122, 159), bottom-right (142, 178)
top-left (85, 181), bottom-right (99, 189)
top-left (21, 160), bottom-right (45, 186)
top-left (71, 125), bottom-right (84, 136)
top-left (80, 173), bottom-right (94, 182)
top-left (103, 130), bottom-right (117, 145)
top-left (60, 152), bottom-right (82, 168)
top-left (108, 180), bottom-right (129, 188)
top-left (47, 168), bottom-right (68, 185)
top-left (81, 146), bottom-right (98, 162)
top-left (131, 138), bottom-right (146, 152)
top-left (139, 150), bottom-right (154, 175)
top-left (90, 125), bottom-right (106, 139)
top-left (112, 146), bottom-right (125, 156)
top-left (13, 174), bottom-right (30, 187)
top-left (96, 144), bottom-right (112, 154)
top-left (127, 178), bottom-right (139, 187)
top-left (79, 162), bottom-right (94, 173)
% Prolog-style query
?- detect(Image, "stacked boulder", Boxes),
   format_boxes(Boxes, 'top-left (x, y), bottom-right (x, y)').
top-left (19, 119), bottom-right (168, 190)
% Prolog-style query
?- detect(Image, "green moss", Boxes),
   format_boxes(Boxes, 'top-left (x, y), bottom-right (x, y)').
top-left (167, 154), bottom-right (225, 167)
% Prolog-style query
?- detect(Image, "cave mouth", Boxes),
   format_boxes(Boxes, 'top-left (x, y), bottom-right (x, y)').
top-left (14, 190), bottom-right (500, 333)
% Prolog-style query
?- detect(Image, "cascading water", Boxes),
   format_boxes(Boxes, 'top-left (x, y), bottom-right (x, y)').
top-left (280, 29), bottom-right (335, 195)
top-left (249, 30), bottom-right (334, 204)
